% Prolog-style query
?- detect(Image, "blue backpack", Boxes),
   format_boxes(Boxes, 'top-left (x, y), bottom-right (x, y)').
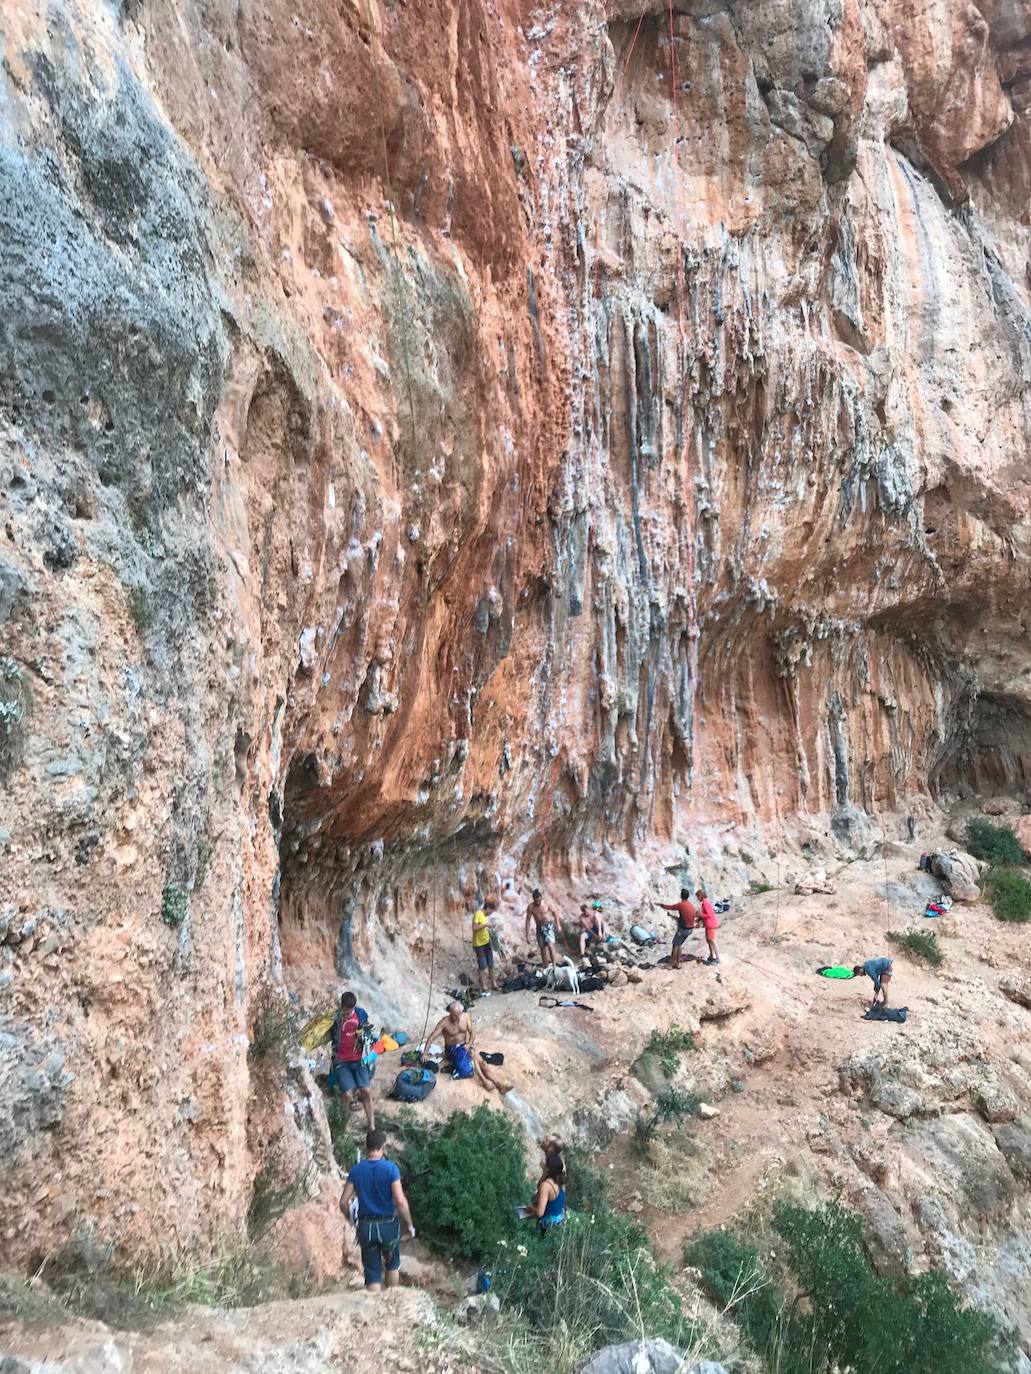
top-left (392, 1068), bottom-right (436, 1103)
top-left (450, 1044), bottom-right (475, 1080)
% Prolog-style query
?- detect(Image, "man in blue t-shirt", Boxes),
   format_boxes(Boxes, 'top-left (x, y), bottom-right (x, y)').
top-left (339, 1130), bottom-right (415, 1290)
top-left (853, 956), bottom-right (894, 1010)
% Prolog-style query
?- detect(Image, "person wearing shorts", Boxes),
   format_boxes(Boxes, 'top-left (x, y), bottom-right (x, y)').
top-left (656, 888), bottom-right (698, 969)
top-left (525, 889), bottom-right (564, 968)
top-left (330, 991), bottom-right (375, 1129)
top-left (471, 905), bottom-right (498, 995)
top-left (695, 887), bottom-right (721, 965)
top-left (340, 1130), bottom-right (415, 1291)
top-left (854, 957), bottom-right (893, 1009)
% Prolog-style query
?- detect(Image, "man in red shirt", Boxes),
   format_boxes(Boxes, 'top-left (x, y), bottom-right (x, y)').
top-left (331, 991), bottom-right (375, 1130)
top-left (655, 888), bottom-right (698, 969)
top-left (695, 887), bottom-right (721, 965)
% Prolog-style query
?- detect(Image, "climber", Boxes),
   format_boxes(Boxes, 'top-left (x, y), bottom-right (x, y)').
top-left (471, 900), bottom-right (499, 996)
top-left (695, 887), bottom-right (721, 965)
top-left (577, 902), bottom-right (607, 956)
top-left (330, 991), bottom-right (376, 1130)
top-left (525, 888), bottom-right (565, 968)
top-left (853, 956), bottom-right (894, 1009)
top-left (426, 1001), bottom-right (511, 1093)
top-left (339, 1129), bottom-right (415, 1292)
top-left (655, 888), bottom-right (698, 969)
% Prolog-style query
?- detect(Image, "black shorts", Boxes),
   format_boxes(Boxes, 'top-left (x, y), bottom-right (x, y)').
top-left (475, 945), bottom-right (494, 970)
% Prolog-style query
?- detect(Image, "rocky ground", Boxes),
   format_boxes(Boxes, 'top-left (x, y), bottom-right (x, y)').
top-left (4, 809), bottom-right (1029, 1372)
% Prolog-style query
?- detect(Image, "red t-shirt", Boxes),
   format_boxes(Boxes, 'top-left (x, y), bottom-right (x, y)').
top-left (335, 1011), bottom-right (362, 1063)
top-left (699, 899), bottom-right (719, 930)
top-left (662, 899), bottom-right (697, 929)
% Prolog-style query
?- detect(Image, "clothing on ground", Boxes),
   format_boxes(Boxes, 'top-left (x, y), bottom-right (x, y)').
top-left (816, 965), bottom-right (855, 979)
top-left (472, 909), bottom-right (491, 948)
top-left (536, 920), bottom-right (556, 947)
top-left (357, 1216), bottom-right (401, 1285)
top-left (348, 1157), bottom-right (400, 1219)
top-left (862, 957), bottom-right (893, 990)
top-left (863, 1005), bottom-right (908, 1023)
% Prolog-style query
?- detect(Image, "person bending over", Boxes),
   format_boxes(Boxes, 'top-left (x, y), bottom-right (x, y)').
top-left (853, 956), bottom-right (893, 1009)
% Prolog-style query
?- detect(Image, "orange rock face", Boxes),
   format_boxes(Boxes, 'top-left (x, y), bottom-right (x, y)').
top-left (1, 0), bottom-right (1030, 1263)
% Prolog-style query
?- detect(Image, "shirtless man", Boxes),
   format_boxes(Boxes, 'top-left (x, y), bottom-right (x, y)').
top-left (577, 903), bottom-right (607, 957)
top-left (525, 888), bottom-right (565, 967)
top-left (426, 1002), bottom-right (511, 1093)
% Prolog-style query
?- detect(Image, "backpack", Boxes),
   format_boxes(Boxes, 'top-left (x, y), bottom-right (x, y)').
top-left (450, 1044), bottom-right (475, 1079)
top-left (391, 1068), bottom-right (436, 1103)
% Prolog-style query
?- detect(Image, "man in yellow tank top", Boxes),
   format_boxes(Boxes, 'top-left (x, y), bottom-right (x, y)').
top-left (471, 903), bottom-right (498, 995)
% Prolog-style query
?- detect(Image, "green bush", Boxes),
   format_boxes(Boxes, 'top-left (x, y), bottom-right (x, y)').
top-left (985, 866), bottom-right (1031, 923)
top-left (689, 1204), bottom-right (1017, 1374)
top-left (563, 1144), bottom-right (610, 1215)
top-left (492, 1211), bottom-right (695, 1368)
top-left (324, 1098), bottom-right (360, 1171)
top-left (966, 819), bottom-right (1026, 866)
top-left (685, 1229), bottom-right (795, 1369)
top-left (161, 883), bottom-right (188, 928)
top-left (889, 928), bottom-right (944, 967)
top-left (248, 986), bottom-right (297, 1065)
top-left (774, 1202), bottom-right (1015, 1374)
top-left (398, 1105), bottom-right (530, 1264)
top-left (644, 1023), bottom-right (696, 1079)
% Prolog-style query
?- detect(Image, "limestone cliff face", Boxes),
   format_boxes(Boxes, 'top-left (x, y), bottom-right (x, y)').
top-left (1, 0), bottom-right (1030, 1261)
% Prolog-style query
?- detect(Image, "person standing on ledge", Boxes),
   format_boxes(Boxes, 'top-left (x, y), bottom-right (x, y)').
top-left (330, 991), bottom-right (376, 1131)
top-left (656, 887), bottom-right (698, 969)
top-left (340, 1129), bottom-right (415, 1292)
top-left (695, 887), bottom-right (721, 965)
top-left (854, 956), bottom-right (893, 1010)
top-left (471, 900), bottom-right (498, 996)
top-left (525, 888), bottom-right (565, 967)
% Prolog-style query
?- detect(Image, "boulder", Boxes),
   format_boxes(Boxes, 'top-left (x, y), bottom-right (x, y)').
top-left (1000, 974), bottom-right (1031, 1011)
top-left (975, 1081), bottom-right (1019, 1124)
top-left (993, 1121), bottom-right (1031, 1181)
top-left (577, 1341), bottom-right (728, 1374)
top-left (1014, 814), bottom-right (1031, 857)
top-left (453, 1292), bottom-right (501, 1324)
top-left (857, 1188), bottom-right (911, 1275)
top-left (929, 850), bottom-right (982, 902)
top-left (699, 977), bottom-right (751, 1021)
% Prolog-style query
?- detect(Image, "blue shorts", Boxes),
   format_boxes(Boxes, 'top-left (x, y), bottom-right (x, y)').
top-left (332, 1060), bottom-right (372, 1093)
top-left (475, 945), bottom-right (494, 971)
top-left (357, 1216), bottom-right (401, 1285)
top-left (672, 926), bottom-right (692, 948)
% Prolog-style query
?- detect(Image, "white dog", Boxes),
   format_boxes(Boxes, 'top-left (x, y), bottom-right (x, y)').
top-left (542, 956), bottom-right (581, 995)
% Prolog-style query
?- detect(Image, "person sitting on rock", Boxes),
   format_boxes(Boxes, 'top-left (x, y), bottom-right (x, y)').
top-left (853, 956), bottom-right (893, 1009)
top-left (655, 888), bottom-right (698, 969)
top-left (339, 1129), bottom-right (415, 1292)
top-left (577, 903), bottom-right (607, 957)
top-left (531, 1151), bottom-right (567, 1236)
top-left (695, 887), bottom-right (721, 965)
top-left (525, 888), bottom-right (565, 967)
top-left (426, 1001), bottom-right (511, 1093)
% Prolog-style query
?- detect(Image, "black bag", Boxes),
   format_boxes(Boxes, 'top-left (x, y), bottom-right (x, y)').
top-left (392, 1068), bottom-right (436, 1102)
top-left (579, 974), bottom-right (606, 993)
